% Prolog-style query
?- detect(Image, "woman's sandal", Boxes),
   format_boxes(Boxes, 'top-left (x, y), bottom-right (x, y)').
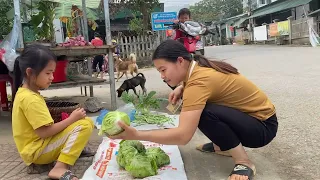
top-left (228, 164), bottom-right (256, 180)
top-left (59, 170), bottom-right (78, 180)
top-left (196, 142), bottom-right (232, 157)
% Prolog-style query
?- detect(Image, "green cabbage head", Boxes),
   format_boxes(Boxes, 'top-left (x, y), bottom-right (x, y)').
top-left (125, 154), bottom-right (158, 178)
top-left (117, 145), bottom-right (138, 168)
top-left (146, 147), bottom-right (170, 167)
top-left (98, 111), bottom-right (130, 136)
top-left (120, 140), bottom-right (146, 154)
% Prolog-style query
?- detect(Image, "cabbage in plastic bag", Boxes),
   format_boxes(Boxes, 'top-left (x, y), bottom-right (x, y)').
top-left (125, 154), bottom-right (158, 178)
top-left (120, 140), bottom-right (146, 154)
top-left (146, 147), bottom-right (170, 167)
top-left (117, 145), bottom-right (139, 168)
top-left (98, 111), bottom-right (130, 136)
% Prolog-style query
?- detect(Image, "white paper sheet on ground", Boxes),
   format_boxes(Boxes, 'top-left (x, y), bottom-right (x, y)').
top-left (90, 111), bottom-right (180, 131)
top-left (82, 138), bottom-right (188, 180)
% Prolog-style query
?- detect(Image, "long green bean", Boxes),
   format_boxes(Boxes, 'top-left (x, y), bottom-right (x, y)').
top-left (133, 113), bottom-right (174, 127)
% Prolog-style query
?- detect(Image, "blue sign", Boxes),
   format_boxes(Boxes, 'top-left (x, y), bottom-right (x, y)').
top-left (151, 12), bottom-right (177, 31)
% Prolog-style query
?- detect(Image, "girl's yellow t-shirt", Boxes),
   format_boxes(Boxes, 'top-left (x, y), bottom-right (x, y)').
top-left (12, 87), bottom-right (54, 165)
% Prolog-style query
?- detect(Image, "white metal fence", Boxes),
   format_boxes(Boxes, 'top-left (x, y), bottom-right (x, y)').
top-left (116, 32), bottom-right (166, 66)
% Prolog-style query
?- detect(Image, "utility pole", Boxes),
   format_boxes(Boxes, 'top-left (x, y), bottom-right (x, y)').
top-left (13, 0), bottom-right (24, 48)
top-left (247, 0), bottom-right (254, 42)
top-left (103, 0), bottom-right (117, 110)
top-left (82, 0), bottom-right (89, 41)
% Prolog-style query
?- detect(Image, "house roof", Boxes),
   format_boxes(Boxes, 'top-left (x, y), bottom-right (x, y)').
top-left (250, 0), bottom-right (312, 18)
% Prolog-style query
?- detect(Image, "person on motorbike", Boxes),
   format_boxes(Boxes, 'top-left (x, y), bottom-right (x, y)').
top-left (163, 8), bottom-right (192, 90)
top-left (173, 8), bottom-right (191, 41)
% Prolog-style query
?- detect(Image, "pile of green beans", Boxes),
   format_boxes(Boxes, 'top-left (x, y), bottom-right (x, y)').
top-left (134, 114), bottom-right (174, 127)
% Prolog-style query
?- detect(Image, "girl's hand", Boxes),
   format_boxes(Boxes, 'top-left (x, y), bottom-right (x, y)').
top-left (69, 108), bottom-right (86, 122)
top-left (108, 121), bottom-right (139, 140)
top-left (173, 19), bottom-right (179, 24)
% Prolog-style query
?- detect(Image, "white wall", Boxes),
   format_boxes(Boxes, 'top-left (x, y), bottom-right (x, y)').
top-left (243, 0), bottom-right (279, 10)
top-left (253, 25), bottom-right (268, 41)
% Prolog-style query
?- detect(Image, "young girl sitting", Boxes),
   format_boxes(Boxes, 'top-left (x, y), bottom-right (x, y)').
top-left (12, 44), bottom-right (94, 180)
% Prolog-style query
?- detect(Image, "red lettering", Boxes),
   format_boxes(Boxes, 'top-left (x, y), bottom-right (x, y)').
top-left (96, 147), bottom-right (114, 178)
top-left (106, 148), bottom-right (113, 160)
top-left (93, 151), bottom-right (105, 170)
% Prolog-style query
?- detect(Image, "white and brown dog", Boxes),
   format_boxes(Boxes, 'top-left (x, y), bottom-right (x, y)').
top-left (114, 53), bottom-right (139, 82)
top-left (128, 53), bottom-right (139, 77)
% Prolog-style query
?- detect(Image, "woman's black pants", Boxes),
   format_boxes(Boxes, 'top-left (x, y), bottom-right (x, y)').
top-left (198, 103), bottom-right (278, 151)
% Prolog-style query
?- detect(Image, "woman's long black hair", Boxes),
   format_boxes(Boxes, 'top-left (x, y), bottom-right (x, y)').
top-left (152, 39), bottom-right (239, 74)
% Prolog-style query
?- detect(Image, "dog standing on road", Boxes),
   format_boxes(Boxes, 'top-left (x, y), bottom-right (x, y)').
top-left (117, 73), bottom-right (147, 97)
top-left (114, 55), bottom-right (130, 81)
top-left (128, 53), bottom-right (139, 77)
top-left (114, 53), bottom-right (139, 82)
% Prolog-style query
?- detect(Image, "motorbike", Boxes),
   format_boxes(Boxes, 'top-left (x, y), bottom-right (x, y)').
top-left (168, 21), bottom-right (208, 56)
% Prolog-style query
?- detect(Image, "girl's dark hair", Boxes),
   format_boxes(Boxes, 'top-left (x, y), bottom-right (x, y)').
top-left (12, 44), bottom-right (56, 100)
top-left (152, 40), bottom-right (239, 74)
top-left (178, 8), bottom-right (191, 18)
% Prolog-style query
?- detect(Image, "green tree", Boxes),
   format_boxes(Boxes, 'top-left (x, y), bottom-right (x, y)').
top-left (30, 1), bottom-right (59, 42)
top-left (190, 0), bottom-right (243, 23)
top-left (107, 0), bottom-right (159, 34)
top-left (0, 0), bottom-right (13, 38)
top-left (129, 17), bottom-right (144, 35)
top-left (126, 0), bottom-right (159, 31)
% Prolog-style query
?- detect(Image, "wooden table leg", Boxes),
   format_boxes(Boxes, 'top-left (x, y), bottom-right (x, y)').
top-left (87, 57), bottom-right (94, 97)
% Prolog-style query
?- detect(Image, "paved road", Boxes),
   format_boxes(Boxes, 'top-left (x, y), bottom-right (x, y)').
top-left (203, 45), bottom-right (320, 180)
top-left (2, 45), bottom-right (319, 179)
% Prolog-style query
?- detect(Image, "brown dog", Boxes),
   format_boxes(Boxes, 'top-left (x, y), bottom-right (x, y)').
top-left (128, 53), bottom-right (139, 77)
top-left (114, 53), bottom-right (139, 82)
top-left (114, 55), bottom-right (130, 82)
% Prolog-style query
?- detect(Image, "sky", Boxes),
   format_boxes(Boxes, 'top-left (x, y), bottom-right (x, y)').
top-left (160, 0), bottom-right (201, 12)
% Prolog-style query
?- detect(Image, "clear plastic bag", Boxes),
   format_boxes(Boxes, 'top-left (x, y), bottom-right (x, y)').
top-left (0, 15), bottom-right (20, 72)
top-left (117, 103), bottom-right (136, 122)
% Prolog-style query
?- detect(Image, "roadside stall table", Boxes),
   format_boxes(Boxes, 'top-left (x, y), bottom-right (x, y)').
top-left (17, 45), bottom-right (115, 97)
